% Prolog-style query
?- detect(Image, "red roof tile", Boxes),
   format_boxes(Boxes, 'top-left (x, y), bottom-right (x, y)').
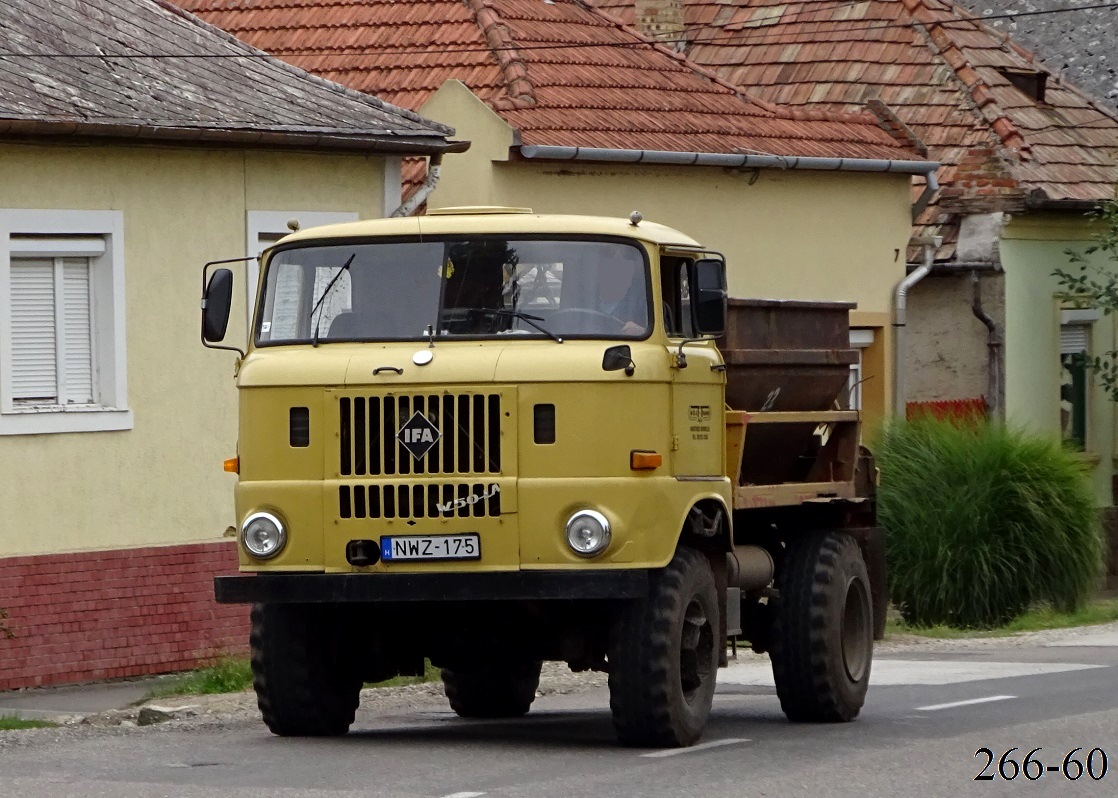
top-left (595, 0), bottom-right (1118, 256)
top-left (172, 0), bottom-right (917, 161)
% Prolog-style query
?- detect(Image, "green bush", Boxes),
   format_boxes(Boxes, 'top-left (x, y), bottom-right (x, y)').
top-left (877, 418), bottom-right (1104, 628)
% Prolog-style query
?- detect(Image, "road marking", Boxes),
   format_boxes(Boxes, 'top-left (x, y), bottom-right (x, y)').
top-left (719, 659), bottom-right (1104, 687)
top-left (640, 738), bottom-right (750, 758)
top-left (440, 792), bottom-right (486, 798)
top-left (916, 695), bottom-right (1016, 712)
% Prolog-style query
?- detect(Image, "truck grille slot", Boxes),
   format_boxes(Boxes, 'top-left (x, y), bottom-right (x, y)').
top-left (338, 483), bottom-right (501, 519)
top-left (340, 393), bottom-right (502, 477)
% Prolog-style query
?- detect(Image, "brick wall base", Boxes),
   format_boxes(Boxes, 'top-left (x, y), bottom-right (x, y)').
top-left (0, 541), bottom-right (249, 692)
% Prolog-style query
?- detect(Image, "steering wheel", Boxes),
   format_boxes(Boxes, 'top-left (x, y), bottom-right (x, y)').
top-left (548, 307), bottom-right (626, 334)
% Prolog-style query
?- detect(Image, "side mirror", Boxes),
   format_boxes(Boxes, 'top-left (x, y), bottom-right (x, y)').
top-left (202, 268), bottom-right (234, 343)
top-left (602, 344), bottom-right (636, 376)
top-left (689, 258), bottom-right (727, 337)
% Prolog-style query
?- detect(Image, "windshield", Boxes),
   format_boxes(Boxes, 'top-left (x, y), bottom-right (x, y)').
top-left (255, 237), bottom-right (651, 344)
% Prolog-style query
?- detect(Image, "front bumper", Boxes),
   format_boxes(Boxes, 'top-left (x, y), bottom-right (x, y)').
top-left (214, 569), bottom-right (651, 604)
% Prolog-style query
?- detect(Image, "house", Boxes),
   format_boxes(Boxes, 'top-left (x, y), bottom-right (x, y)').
top-left (0, 0), bottom-right (461, 690)
top-left (599, 0), bottom-right (1118, 506)
top-left (177, 0), bottom-right (935, 427)
top-left (956, 0), bottom-right (1118, 113)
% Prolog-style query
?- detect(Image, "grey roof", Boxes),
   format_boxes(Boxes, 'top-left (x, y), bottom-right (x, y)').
top-left (957, 0), bottom-right (1118, 113)
top-left (0, 0), bottom-right (460, 153)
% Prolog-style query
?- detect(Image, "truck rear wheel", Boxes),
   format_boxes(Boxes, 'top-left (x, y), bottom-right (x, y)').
top-left (441, 660), bottom-right (542, 718)
top-left (250, 603), bottom-right (362, 736)
top-left (608, 546), bottom-right (719, 748)
top-left (770, 531), bottom-right (872, 722)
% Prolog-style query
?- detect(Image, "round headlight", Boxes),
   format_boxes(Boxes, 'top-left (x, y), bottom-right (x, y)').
top-left (565, 510), bottom-right (611, 557)
top-left (241, 511), bottom-right (287, 559)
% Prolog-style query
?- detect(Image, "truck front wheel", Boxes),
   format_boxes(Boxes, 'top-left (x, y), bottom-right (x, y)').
top-left (769, 531), bottom-right (873, 722)
top-left (441, 660), bottom-right (542, 718)
top-left (250, 603), bottom-right (362, 736)
top-left (608, 545), bottom-right (719, 747)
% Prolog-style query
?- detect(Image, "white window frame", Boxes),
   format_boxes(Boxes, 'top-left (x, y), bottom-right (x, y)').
top-left (846, 328), bottom-right (875, 411)
top-left (245, 211), bottom-right (360, 332)
top-left (0, 209), bottom-right (131, 435)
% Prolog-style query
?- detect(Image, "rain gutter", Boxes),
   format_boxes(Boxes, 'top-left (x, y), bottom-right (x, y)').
top-left (0, 119), bottom-right (471, 156)
top-left (518, 145), bottom-right (939, 220)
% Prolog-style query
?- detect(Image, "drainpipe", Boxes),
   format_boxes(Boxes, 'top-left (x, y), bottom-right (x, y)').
top-left (970, 270), bottom-right (1003, 418)
top-left (894, 237), bottom-right (940, 417)
top-left (390, 154), bottom-right (443, 217)
top-left (911, 169), bottom-right (940, 223)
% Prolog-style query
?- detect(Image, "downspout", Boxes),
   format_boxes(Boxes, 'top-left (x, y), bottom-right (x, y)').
top-left (894, 238), bottom-right (939, 417)
top-left (390, 154), bottom-right (443, 217)
top-left (970, 270), bottom-right (1002, 418)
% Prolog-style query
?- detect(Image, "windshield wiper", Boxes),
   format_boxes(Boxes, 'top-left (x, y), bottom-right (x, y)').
top-left (310, 253), bottom-right (356, 347)
top-left (489, 309), bottom-right (563, 343)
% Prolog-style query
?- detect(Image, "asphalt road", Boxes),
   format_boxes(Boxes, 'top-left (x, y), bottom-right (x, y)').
top-left (3, 635), bottom-right (1117, 798)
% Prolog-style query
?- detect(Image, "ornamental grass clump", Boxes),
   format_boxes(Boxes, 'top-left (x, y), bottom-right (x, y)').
top-left (877, 418), bottom-right (1103, 629)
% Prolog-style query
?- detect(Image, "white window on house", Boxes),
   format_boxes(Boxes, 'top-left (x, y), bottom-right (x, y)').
top-left (1060, 309), bottom-right (1098, 450)
top-left (245, 211), bottom-right (359, 332)
top-left (844, 328), bottom-right (875, 411)
top-left (0, 210), bottom-right (130, 435)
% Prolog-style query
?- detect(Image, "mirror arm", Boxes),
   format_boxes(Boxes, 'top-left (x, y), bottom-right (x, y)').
top-left (674, 336), bottom-right (711, 369)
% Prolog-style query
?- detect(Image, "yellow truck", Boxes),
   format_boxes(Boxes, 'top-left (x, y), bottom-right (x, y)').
top-left (202, 208), bottom-right (885, 748)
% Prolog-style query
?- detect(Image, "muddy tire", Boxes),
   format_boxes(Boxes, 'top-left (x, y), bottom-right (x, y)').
top-left (770, 531), bottom-right (873, 722)
top-left (608, 546), bottom-right (719, 747)
top-left (441, 660), bottom-right (542, 718)
top-left (250, 603), bottom-right (362, 736)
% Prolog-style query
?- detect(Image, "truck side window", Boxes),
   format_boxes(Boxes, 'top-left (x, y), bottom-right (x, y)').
top-left (659, 257), bottom-right (694, 338)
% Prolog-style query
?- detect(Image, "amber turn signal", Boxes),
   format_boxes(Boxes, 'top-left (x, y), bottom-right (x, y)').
top-left (630, 450), bottom-right (662, 470)
top-left (223, 457), bottom-right (240, 474)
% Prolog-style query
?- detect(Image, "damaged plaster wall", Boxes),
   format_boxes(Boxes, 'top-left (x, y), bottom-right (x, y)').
top-left (907, 272), bottom-right (1006, 410)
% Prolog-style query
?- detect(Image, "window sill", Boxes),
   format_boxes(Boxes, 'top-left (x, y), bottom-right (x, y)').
top-left (0, 406), bottom-right (134, 436)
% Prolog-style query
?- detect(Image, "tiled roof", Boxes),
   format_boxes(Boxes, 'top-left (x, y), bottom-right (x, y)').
top-left (173, 0), bottom-right (918, 161)
top-left (595, 1), bottom-right (1118, 255)
top-left (0, 0), bottom-right (455, 152)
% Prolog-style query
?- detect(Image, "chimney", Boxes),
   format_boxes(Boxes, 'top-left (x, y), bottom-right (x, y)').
top-left (634, 0), bottom-right (685, 46)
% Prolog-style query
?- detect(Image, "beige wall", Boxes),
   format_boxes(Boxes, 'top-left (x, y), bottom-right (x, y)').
top-left (0, 142), bottom-right (386, 556)
top-left (907, 272), bottom-right (1005, 407)
top-left (421, 81), bottom-right (915, 425)
top-left (1002, 214), bottom-right (1115, 505)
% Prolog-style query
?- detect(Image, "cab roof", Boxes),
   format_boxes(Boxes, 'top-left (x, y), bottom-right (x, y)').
top-left (274, 208), bottom-right (705, 250)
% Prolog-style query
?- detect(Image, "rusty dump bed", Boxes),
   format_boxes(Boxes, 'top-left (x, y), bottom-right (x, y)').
top-left (719, 299), bottom-right (864, 510)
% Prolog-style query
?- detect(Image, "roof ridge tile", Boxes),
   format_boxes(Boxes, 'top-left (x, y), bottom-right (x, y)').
top-left (902, 0), bottom-right (1030, 160)
top-left (466, 0), bottom-right (537, 108)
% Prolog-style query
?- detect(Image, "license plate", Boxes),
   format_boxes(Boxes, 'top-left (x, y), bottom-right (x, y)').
top-left (380, 533), bottom-right (480, 562)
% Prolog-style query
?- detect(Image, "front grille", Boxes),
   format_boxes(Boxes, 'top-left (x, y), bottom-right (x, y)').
top-left (339, 482), bottom-right (501, 519)
top-left (339, 393), bottom-right (502, 477)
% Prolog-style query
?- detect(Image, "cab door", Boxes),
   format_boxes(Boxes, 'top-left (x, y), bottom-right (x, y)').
top-left (663, 257), bottom-right (726, 478)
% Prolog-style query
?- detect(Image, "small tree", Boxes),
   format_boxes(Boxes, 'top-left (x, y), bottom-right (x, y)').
top-left (0, 607), bottom-right (13, 640)
top-left (1053, 198), bottom-right (1118, 400)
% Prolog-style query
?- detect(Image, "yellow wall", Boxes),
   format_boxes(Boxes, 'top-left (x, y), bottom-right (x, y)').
top-left (0, 142), bottom-right (386, 556)
top-left (421, 81), bottom-right (915, 425)
top-left (1002, 214), bottom-right (1115, 505)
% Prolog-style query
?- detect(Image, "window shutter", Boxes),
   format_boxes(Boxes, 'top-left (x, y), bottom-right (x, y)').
top-left (1060, 324), bottom-right (1089, 355)
top-left (62, 258), bottom-right (94, 404)
top-left (9, 259), bottom-right (58, 401)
